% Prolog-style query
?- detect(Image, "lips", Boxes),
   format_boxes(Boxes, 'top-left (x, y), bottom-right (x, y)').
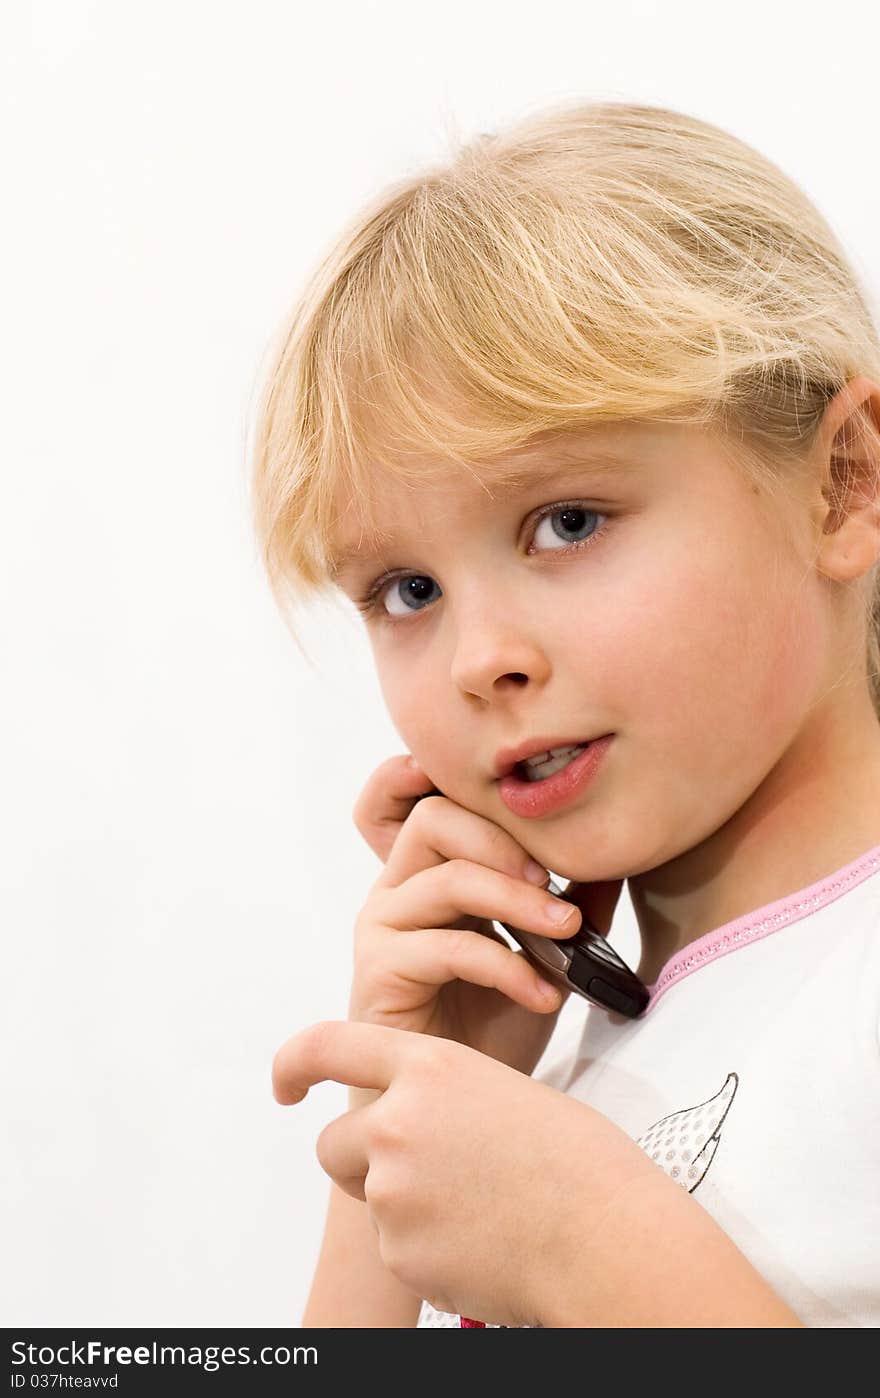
top-left (493, 734), bottom-right (606, 780)
top-left (497, 734), bottom-right (615, 819)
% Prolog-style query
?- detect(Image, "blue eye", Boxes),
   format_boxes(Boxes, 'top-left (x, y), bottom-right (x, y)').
top-left (375, 574), bottom-right (442, 620)
top-left (355, 502), bottom-right (610, 623)
top-left (531, 504), bottom-right (601, 552)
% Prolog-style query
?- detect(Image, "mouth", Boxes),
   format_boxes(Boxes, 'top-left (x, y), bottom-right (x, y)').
top-left (494, 735), bottom-right (607, 781)
top-left (514, 744), bottom-right (591, 782)
top-left (496, 734), bottom-right (615, 818)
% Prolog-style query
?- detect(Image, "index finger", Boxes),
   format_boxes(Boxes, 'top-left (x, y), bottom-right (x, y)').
top-left (352, 754), bottom-right (439, 861)
top-left (271, 1019), bottom-right (411, 1105)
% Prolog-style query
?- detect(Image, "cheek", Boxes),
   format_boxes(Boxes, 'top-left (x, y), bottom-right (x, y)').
top-left (748, 586), bottom-right (827, 727)
top-left (592, 548), bottom-right (826, 764)
top-left (375, 659), bottom-right (450, 769)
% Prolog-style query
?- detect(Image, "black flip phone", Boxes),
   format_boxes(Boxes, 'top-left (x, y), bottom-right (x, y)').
top-left (411, 789), bottom-right (649, 1018)
top-left (496, 875), bottom-right (649, 1019)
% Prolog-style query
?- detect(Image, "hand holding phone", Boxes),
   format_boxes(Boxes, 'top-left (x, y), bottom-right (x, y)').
top-left (495, 877), bottom-right (648, 1018)
top-left (347, 757), bottom-right (582, 1082)
top-left (348, 758), bottom-right (645, 1104)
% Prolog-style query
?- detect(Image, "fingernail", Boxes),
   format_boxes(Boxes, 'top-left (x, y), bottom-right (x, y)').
top-left (525, 859), bottom-right (550, 885)
top-left (536, 976), bottom-right (561, 1001)
top-left (407, 757), bottom-right (421, 770)
top-left (545, 899), bottom-right (577, 925)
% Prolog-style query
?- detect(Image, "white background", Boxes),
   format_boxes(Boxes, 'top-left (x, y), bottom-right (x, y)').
top-left (3, 0), bottom-right (878, 1326)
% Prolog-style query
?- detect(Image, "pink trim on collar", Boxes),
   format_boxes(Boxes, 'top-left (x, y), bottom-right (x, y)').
top-left (642, 842), bottom-right (880, 1014)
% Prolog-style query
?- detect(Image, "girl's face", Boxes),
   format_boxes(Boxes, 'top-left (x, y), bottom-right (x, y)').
top-left (334, 420), bottom-right (834, 882)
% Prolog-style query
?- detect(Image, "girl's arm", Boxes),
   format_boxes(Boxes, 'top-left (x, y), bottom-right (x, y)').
top-left (538, 1170), bottom-right (806, 1328)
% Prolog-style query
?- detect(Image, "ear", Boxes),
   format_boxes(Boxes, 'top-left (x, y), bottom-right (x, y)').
top-left (812, 375), bottom-right (880, 583)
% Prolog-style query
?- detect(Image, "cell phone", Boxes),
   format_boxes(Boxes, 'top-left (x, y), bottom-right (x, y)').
top-left (495, 875), bottom-right (649, 1019)
top-left (411, 789), bottom-right (648, 1018)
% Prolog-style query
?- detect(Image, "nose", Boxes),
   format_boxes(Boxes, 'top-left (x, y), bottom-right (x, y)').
top-left (448, 596), bottom-right (551, 700)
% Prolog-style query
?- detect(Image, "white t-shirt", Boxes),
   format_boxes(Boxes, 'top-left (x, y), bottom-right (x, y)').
top-left (418, 841), bottom-right (880, 1328)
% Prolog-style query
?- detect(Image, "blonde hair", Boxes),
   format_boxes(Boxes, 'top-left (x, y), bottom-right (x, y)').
top-left (247, 99), bottom-right (880, 707)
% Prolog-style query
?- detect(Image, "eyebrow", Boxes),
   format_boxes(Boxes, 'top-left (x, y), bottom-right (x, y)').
top-left (329, 449), bottom-right (643, 583)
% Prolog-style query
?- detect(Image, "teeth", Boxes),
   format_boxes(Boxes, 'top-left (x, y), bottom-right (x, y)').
top-left (521, 743), bottom-right (587, 781)
top-left (524, 743), bottom-right (585, 766)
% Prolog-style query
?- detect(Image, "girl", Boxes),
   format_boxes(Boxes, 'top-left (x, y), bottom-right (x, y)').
top-left (253, 101), bottom-right (880, 1327)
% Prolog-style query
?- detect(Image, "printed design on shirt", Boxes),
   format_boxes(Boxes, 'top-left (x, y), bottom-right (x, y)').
top-left (636, 1071), bottom-right (739, 1193)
